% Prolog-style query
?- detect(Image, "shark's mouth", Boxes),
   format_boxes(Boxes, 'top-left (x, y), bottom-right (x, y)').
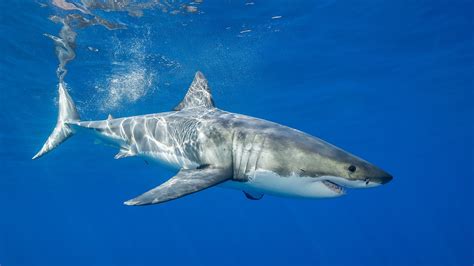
top-left (321, 180), bottom-right (345, 195)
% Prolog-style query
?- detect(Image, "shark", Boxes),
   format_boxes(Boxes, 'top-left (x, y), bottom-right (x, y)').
top-left (33, 72), bottom-right (393, 205)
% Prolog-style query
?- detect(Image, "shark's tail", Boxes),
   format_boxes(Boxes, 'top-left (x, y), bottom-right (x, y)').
top-left (32, 82), bottom-right (80, 160)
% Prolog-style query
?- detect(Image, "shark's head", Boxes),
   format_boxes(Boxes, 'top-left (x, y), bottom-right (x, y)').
top-left (277, 135), bottom-right (394, 197)
top-left (318, 153), bottom-right (393, 189)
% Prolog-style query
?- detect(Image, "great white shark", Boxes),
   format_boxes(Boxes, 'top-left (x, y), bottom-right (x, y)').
top-left (33, 72), bottom-right (392, 205)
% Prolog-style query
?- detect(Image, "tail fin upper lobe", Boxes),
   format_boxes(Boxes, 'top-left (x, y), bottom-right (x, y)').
top-left (32, 83), bottom-right (80, 160)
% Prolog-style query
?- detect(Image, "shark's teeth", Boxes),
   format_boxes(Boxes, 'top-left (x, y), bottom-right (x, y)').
top-left (322, 180), bottom-right (345, 194)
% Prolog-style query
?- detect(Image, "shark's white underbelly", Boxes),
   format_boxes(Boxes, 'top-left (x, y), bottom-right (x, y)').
top-left (139, 146), bottom-right (345, 198)
top-left (220, 169), bottom-right (344, 198)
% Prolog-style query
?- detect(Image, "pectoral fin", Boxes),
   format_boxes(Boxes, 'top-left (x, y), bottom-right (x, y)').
top-left (124, 166), bottom-right (231, 206)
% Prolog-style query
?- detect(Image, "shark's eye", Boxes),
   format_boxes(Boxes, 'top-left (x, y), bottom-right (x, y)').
top-left (348, 165), bottom-right (357, 173)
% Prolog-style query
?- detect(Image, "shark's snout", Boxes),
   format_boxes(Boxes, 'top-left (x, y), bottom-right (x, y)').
top-left (377, 173), bottom-right (393, 184)
top-left (366, 169), bottom-right (393, 185)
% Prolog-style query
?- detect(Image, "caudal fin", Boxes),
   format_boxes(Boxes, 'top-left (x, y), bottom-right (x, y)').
top-left (32, 83), bottom-right (80, 160)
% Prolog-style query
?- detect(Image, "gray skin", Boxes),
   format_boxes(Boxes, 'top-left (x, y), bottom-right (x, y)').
top-left (33, 72), bottom-right (392, 205)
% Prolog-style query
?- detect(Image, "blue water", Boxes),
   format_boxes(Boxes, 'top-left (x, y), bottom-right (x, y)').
top-left (1, 1), bottom-right (473, 265)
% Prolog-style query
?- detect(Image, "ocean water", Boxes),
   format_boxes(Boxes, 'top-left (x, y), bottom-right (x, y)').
top-left (0, 0), bottom-right (473, 265)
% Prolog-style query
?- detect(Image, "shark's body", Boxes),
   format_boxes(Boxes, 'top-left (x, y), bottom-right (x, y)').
top-left (33, 72), bottom-right (392, 205)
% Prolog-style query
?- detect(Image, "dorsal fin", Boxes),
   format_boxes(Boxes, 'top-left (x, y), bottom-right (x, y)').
top-left (107, 114), bottom-right (114, 120)
top-left (173, 71), bottom-right (215, 111)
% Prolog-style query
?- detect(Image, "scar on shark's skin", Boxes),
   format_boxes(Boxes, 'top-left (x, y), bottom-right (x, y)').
top-left (33, 71), bottom-right (393, 206)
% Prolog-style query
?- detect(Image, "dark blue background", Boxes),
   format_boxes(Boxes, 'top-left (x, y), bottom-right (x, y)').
top-left (1, 1), bottom-right (472, 265)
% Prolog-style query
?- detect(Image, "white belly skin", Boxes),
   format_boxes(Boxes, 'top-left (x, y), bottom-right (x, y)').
top-left (220, 169), bottom-right (345, 198)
